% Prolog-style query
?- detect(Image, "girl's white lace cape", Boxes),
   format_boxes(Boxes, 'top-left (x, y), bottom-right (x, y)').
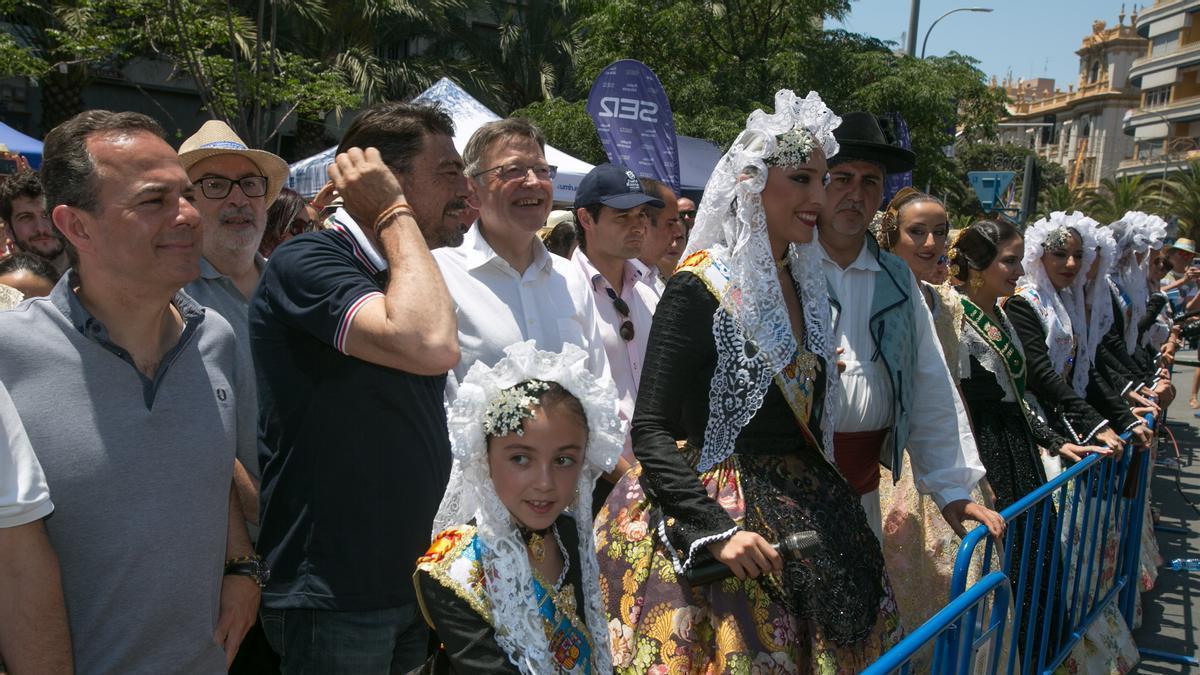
top-left (431, 341), bottom-right (623, 675)
top-left (681, 89), bottom-right (842, 469)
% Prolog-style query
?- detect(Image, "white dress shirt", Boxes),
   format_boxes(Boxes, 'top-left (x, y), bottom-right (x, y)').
top-left (573, 250), bottom-right (659, 460)
top-left (821, 241), bottom-right (984, 510)
top-left (434, 223), bottom-right (611, 397)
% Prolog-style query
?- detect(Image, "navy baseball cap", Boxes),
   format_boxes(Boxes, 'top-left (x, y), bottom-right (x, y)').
top-left (574, 164), bottom-right (665, 210)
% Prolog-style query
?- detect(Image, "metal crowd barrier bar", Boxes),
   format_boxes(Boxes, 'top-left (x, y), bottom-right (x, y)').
top-left (861, 572), bottom-right (1012, 675)
top-left (939, 416), bottom-right (1152, 675)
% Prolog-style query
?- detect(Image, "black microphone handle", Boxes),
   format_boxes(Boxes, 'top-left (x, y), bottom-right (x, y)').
top-left (684, 531), bottom-right (821, 587)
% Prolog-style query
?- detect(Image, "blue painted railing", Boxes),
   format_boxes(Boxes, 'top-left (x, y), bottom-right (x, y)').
top-left (861, 572), bottom-right (1011, 675)
top-left (869, 414), bottom-right (1154, 674)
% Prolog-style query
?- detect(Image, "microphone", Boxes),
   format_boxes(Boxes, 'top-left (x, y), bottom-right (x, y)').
top-left (684, 531), bottom-right (821, 586)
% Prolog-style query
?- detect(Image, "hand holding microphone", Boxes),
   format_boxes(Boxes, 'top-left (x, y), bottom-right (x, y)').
top-left (693, 530), bottom-right (821, 586)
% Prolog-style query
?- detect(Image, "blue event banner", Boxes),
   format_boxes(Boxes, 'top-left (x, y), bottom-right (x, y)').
top-left (586, 59), bottom-right (681, 194)
top-left (880, 111), bottom-right (912, 206)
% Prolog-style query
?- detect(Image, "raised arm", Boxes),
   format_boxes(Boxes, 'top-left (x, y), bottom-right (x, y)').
top-left (329, 147), bottom-right (459, 375)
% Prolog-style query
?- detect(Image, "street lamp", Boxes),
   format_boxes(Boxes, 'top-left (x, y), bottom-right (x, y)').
top-left (921, 7), bottom-right (994, 59)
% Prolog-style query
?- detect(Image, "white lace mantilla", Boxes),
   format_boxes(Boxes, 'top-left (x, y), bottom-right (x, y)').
top-left (1069, 217), bottom-right (1116, 397)
top-left (682, 89), bottom-right (842, 470)
top-left (431, 341), bottom-right (622, 675)
top-left (1018, 213), bottom-right (1095, 389)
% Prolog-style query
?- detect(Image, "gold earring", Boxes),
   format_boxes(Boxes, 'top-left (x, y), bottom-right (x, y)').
top-left (969, 271), bottom-right (984, 292)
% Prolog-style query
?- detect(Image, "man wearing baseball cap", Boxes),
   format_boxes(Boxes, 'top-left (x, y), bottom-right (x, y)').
top-left (177, 119), bottom-right (288, 673)
top-left (572, 164), bottom-right (663, 476)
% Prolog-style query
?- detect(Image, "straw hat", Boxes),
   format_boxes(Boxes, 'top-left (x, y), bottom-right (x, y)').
top-left (1170, 237), bottom-right (1196, 255)
top-left (178, 120), bottom-right (289, 204)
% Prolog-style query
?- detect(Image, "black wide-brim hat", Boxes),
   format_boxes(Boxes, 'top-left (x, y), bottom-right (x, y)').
top-left (832, 112), bottom-right (916, 175)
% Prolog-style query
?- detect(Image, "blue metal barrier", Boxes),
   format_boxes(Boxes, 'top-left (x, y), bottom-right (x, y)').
top-left (937, 415), bottom-right (1153, 674)
top-left (861, 572), bottom-right (1012, 675)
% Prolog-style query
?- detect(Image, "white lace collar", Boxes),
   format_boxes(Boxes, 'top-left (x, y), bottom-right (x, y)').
top-left (431, 341), bottom-right (623, 674)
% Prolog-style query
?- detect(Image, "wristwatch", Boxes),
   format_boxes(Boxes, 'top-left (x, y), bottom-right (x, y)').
top-left (224, 555), bottom-right (270, 588)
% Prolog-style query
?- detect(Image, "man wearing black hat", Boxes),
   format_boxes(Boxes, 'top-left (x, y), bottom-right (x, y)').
top-left (817, 112), bottom-right (1002, 541)
top-left (572, 164), bottom-right (664, 472)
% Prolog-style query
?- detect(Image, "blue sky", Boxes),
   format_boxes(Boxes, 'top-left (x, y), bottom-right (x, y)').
top-left (828, 0), bottom-right (1136, 88)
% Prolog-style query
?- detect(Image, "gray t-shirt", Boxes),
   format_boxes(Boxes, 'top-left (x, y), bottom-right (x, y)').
top-left (185, 256), bottom-right (260, 482)
top-left (0, 277), bottom-right (245, 674)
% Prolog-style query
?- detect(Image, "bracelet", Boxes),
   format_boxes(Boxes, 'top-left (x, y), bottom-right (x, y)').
top-left (373, 202), bottom-right (415, 235)
top-left (224, 554), bottom-right (261, 568)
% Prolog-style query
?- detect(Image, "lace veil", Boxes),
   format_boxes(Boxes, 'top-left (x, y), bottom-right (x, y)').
top-left (1110, 211), bottom-right (1168, 353)
top-left (681, 89), bottom-right (842, 469)
top-left (430, 341), bottom-right (623, 674)
top-left (1017, 213), bottom-right (1092, 392)
top-left (1071, 217), bottom-right (1117, 395)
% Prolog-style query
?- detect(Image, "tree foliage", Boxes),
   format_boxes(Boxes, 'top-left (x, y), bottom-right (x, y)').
top-left (1081, 175), bottom-right (1163, 224)
top-left (562, 0), bottom-right (1006, 196)
top-left (948, 142), bottom-right (1067, 222)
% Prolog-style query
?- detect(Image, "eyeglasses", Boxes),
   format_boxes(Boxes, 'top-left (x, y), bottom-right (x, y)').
top-left (288, 217), bottom-right (316, 236)
top-left (679, 209), bottom-right (696, 221)
top-left (604, 287), bottom-right (635, 341)
top-left (197, 175), bottom-right (268, 200)
top-left (471, 163), bottom-right (557, 182)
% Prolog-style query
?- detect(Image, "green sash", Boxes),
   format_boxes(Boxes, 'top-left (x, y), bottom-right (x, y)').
top-left (960, 296), bottom-right (1027, 398)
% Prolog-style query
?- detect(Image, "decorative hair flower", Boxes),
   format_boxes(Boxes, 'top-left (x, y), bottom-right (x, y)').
top-left (482, 379), bottom-right (551, 438)
top-left (766, 127), bottom-right (817, 168)
top-left (1044, 227), bottom-right (1074, 253)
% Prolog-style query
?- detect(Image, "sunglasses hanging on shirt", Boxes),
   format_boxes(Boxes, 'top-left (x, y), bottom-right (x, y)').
top-left (604, 287), bottom-right (635, 341)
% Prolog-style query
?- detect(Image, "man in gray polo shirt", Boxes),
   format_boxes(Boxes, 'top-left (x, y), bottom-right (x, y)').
top-left (179, 120), bottom-right (289, 532)
top-left (0, 110), bottom-right (261, 673)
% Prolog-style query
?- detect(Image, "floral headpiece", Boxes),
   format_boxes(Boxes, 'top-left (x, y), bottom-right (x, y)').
top-left (1044, 226), bottom-right (1076, 252)
top-left (766, 127), bottom-right (818, 168)
top-left (483, 380), bottom-right (551, 438)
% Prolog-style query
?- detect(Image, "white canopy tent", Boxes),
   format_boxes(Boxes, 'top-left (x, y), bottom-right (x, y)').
top-left (287, 77), bottom-right (722, 201)
top-left (287, 78), bottom-right (594, 203)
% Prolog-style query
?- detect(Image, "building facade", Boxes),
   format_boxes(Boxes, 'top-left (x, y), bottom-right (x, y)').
top-left (1119, 0), bottom-right (1200, 179)
top-left (996, 12), bottom-right (1145, 188)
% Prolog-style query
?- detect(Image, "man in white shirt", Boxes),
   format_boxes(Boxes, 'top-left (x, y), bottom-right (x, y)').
top-left (572, 164), bottom-right (664, 467)
top-left (435, 118), bottom-right (609, 393)
top-left (817, 112), bottom-right (1003, 541)
top-left (0, 380), bottom-right (71, 674)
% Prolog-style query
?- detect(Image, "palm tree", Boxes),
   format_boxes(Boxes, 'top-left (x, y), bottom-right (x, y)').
top-left (1165, 161), bottom-right (1200, 238)
top-left (1036, 184), bottom-right (1088, 220)
top-left (1080, 175), bottom-right (1162, 224)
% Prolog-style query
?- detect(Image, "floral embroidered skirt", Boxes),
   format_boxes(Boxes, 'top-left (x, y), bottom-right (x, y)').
top-left (595, 452), bottom-right (903, 674)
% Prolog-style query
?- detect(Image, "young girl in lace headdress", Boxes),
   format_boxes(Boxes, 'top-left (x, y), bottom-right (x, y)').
top-left (594, 90), bottom-right (902, 674)
top-left (413, 341), bottom-right (622, 674)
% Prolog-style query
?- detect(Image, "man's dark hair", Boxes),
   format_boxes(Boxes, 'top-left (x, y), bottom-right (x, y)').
top-left (639, 177), bottom-right (669, 228)
top-left (41, 110), bottom-right (165, 214)
top-left (0, 170), bottom-right (44, 224)
top-left (0, 251), bottom-right (59, 284)
top-left (574, 204), bottom-right (603, 252)
top-left (336, 102), bottom-right (455, 174)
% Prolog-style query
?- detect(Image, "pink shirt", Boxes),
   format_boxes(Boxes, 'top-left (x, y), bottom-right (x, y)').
top-left (572, 249), bottom-right (660, 461)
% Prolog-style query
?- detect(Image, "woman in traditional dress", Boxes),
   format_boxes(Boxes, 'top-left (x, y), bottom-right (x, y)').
top-left (948, 220), bottom-right (1102, 666)
top-left (871, 188), bottom-right (986, 643)
top-left (414, 341), bottom-right (623, 674)
top-left (1004, 212), bottom-right (1126, 472)
top-left (595, 90), bottom-right (902, 673)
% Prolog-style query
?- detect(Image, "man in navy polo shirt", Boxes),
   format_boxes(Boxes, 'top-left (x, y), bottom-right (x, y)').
top-left (250, 102), bottom-right (466, 673)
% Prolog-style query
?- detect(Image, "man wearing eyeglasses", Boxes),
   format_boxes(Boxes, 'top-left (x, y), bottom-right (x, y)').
top-left (178, 120), bottom-right (289, 673)
top-left (572, 165), bottom-right (664, 470)
top-left (434, 118), bottom-right (610, 399)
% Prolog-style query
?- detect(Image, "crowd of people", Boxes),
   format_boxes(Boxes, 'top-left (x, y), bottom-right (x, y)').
top-left (0, 88), bottom-right (1184, 675)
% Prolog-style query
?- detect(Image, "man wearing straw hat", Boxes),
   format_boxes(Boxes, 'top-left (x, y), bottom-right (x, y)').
top-left (178, 121), bottom-right (288, 519)
top-left (177, 119), bottom-right (289, 673)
